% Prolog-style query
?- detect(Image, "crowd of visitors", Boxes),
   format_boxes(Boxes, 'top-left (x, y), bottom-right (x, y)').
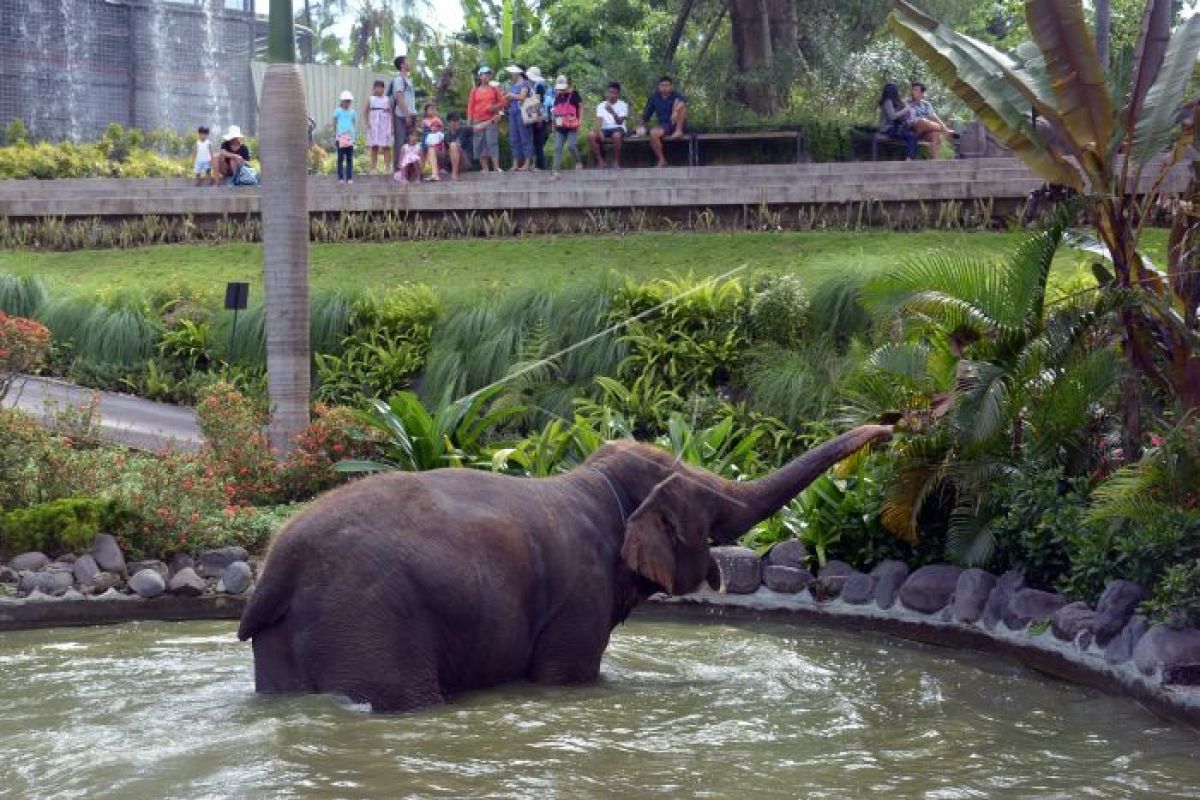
top-left (192, 59), bottom-right (952, 188)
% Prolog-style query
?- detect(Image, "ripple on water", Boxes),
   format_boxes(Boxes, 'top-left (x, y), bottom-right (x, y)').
top-left (0, 618), bottom-right (1198, 799)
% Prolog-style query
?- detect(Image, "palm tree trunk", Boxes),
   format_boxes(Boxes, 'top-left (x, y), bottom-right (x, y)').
top-left (262, 0), bottom-right (310, 456)
top-left (1095, 0), bottom-right (1111, 71)
top-left (716, 425), bottom-right (893, 539)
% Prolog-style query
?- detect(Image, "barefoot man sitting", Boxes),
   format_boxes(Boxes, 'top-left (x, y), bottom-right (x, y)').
top-left (641, 76), bottom-right (687, 167)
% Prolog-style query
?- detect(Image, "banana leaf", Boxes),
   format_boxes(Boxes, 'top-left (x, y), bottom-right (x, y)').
top-left (1132, 11), bottom-right (1200, 162)
top-left (1124, 0), bottom-right (1172, 134)
top-left (887, 1), bottom-right (1081, 188)
top-left (1024, 0), bottom-right (1114, 156)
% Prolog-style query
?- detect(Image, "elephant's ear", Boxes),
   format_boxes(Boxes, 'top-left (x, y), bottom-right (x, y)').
top-left (621, 474), bottom-right (708, 594)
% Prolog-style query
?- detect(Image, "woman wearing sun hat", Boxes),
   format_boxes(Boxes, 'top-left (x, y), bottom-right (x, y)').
top-left (504, 64), bottom-right (534, 171)
top-left (468, 65), bottom-right (505, 173)
top-left (526, 66), bottom-right (550, 171)
top-left (213, 125), bottom-right (257, 185)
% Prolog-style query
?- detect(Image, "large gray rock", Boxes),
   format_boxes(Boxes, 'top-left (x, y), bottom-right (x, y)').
top-left (764, 540), bottom-right (808, 570)
top-left (815, 560), bottom-right (857, 599)
top-left (82, 571), bottom-right (123, 596)
top-left (54, 553), bottom-right (77, 565)
top-left (1105, 615), bottom-right (1149, 665)
top-left (982, 570), bottom-right (1026, 630)
top-left (72, 554), bottom-right (101, 587)
top-left (1093, 580), bottom-right (1149, 646)
top-left (1003, 588), bottom-right (1069, 630)
top-left (9, 552), bottom-right (50, 572)
top-left (763, 565), bottom-right (813, 594)
top-left (167, 553), bottom-right (195, 577)
top-left (167, 567), bottom-right (207, 597)
top-left (128, 569), bottom-right (165, 598)
top-left (952, 568), bottom-right (996, 624)
top-left (1133, 625), bottom-right (1200, 677)
top-left (841, 572), bottom-right (877, 605)
top-left (899, 564), bottom-right (963, 614)
top-left (219, 561), bottom-right (254, 595)
top-left (1051, 601), bottom-right (1097, 642)
top-left (19, 571), bottom-right (74, 596)
top-left (128, 560), bottom-right (169, 581)
top-left (89, 534), bottom-right (126, 575)
top-left (870, 560), bottom-right (909, 609)
top-left (710, 547), bottom-right (762, 594)
top-left (198, 546), bottom-right (250, 579)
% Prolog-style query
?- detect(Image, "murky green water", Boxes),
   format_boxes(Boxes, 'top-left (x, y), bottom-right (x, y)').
top-left (1, 615), bottom-right (1197, 799)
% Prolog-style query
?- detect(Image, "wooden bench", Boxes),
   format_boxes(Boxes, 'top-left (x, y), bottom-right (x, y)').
top-left (861, 124), bottom-right (963, 161)
top-left (689, 128), bottom-right (805, 166)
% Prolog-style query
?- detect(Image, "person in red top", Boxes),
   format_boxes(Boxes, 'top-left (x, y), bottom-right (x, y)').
top-left (468, 66), bottom-right (505, 173)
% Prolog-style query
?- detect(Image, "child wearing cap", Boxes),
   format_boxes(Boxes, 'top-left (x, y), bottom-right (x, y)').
top-left (334, 90), bottom-right (357, 184)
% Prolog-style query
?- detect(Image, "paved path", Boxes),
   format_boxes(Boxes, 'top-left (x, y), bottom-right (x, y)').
top-left (3, 376), bottom-right (201, 452)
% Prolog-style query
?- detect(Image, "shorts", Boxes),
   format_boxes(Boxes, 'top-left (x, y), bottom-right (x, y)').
top-left (599, 128), bottom-right (624, 139)
top-left (194, 161), bottom-right (211, 176)
top-left (472, 123), bottom-right (499, 160)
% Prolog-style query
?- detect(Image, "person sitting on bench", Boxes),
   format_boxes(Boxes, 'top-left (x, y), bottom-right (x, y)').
top-left (878, 82), bottom-right (919, 160)
top-left (906, 81), bottom-right (955, 159)
top-left (639, 76), bottom-right (688, 167)
top-left (588, 82), bottom-right (629, 169)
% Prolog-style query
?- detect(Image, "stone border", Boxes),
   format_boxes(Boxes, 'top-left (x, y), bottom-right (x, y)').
top-left (0, 592), bottom-right (246, 631)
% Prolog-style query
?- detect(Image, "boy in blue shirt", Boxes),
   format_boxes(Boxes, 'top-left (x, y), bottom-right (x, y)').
top-left (641, 76), bottom-right (687, 167)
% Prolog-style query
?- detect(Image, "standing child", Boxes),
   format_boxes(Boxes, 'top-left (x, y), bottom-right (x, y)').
top-left (334, 90), bottom-right (357, 184)
top-left (444, 112), bottom-right (467, 181)
top-left (192, 125), bottom-right (213, 186)
top-left (420, 102), bottom-right (445, 182)
top-left (365, 80), bottom-right (393, 173)
top-left (395, 129), bottom-right (423, 184)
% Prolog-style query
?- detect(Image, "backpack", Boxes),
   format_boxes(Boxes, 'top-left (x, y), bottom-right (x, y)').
top-left (520, 94), bottom-right (544, 125)
top-left (552, 94), bottom-right (580, 130)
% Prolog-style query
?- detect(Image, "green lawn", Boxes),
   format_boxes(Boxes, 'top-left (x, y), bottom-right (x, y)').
top-left (0, 229), bottom-right (1169, 300)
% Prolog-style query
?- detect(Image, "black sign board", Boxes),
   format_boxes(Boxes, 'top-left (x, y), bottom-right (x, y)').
top-left (224, 282), bottom-right (250, 311)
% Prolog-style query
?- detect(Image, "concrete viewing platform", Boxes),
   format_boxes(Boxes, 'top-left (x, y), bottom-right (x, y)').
top-left (0, 157), bottom-right (1188, 223)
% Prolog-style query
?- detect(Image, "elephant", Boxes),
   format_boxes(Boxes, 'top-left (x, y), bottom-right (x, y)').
top-left (237, 424), bottom-right (892, 712)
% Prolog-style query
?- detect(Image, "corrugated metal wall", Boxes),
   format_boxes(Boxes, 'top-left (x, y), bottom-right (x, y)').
top-left (251, 62), bottom-right (384, 137)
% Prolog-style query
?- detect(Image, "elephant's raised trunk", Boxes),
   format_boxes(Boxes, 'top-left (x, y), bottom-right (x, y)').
top-left (713, 425), bottom-right (893, 542)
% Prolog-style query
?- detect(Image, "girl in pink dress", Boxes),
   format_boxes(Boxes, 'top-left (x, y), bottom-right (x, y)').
top-left (365, 80), bottom-right (393, 173)
top-left (394, 129), bottom-right (423, 184)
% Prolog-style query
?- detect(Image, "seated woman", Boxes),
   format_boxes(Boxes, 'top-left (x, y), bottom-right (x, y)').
top-left (212, 125), bottom-right (258, 185)
top-left (905, 82), bottom-right (955, 159)
top-left (878, 82), bottom-right (919, 160)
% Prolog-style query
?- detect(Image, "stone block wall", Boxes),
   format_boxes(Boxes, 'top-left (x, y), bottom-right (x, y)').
top-left (0, 0), bottom-right (258, 142)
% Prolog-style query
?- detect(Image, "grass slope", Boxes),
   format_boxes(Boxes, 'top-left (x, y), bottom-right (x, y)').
top-left (0, 230), bottom-right (1168, 299)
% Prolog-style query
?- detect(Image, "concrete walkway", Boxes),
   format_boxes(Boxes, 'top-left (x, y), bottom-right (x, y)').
top-left (3, 376), bottom-right (201, 452)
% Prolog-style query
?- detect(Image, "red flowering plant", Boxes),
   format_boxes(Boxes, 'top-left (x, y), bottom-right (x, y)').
top-left (276, 403), bottom-right (372, 501)
top-left (0, 312), bottom-right (50, 402)
top-left (195, 382), bottom-right (280, 507)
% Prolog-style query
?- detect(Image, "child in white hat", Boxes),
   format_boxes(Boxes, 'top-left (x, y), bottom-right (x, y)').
top-left (334, 90), bottom-right (357, 184)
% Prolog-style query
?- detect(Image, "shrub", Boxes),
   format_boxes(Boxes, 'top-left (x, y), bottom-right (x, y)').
top-left (748, 273), bottom-right (809, 347)
top-left (0, 312), bottom-right (51, 400)
top-left (276, 405), bottom-right (369, 500)
top-left (1062, 510), bottom-right (1200, 602)
top-left (196, 382), bottom-right (277, 506)
top-left (982, 469), bottom-right (1088, 590)
top-left (1142, 560), bottom-right (1200, 629)
top-left (0, 497), bottom-right (126, 556)
top-left (0, 274), bottom-right (47, 317)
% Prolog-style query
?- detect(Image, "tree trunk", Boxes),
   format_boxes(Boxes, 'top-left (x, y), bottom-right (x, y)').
top-left (1095, 0), bottom-right (1111, 71)
top-left (692, 1), bottom-right (729, 73)
top-left (716, 425), bottom-right (893, 539)
top-left (259, 61), bottom-right (311, 456)
top-left (728, 0), bottom-right (773, 113)
top-left (664, 0), bottom-right (697, 70)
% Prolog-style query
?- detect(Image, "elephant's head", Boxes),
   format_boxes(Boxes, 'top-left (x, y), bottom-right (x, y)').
top-left (594, 425), bottom-right (893, 595)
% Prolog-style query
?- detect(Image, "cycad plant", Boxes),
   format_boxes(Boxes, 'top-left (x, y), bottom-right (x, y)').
top-left (888, 0), bottom-right (1200, 443)
top-left (854, 213), bottom-right (1121, 564)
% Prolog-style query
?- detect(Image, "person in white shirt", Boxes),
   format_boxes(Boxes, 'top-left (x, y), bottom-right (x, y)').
top-left (587, 82), bottom-right (629, 169)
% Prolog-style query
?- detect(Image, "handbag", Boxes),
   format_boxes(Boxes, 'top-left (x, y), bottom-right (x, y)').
top-left (232, 165), bottom-right (259, 186)
top-left (520, 95), bottom-right (544, 125)
top-left (552, 97), bottom-right (580, 130)
top-left (336, 132), bottom-right (353, 149)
